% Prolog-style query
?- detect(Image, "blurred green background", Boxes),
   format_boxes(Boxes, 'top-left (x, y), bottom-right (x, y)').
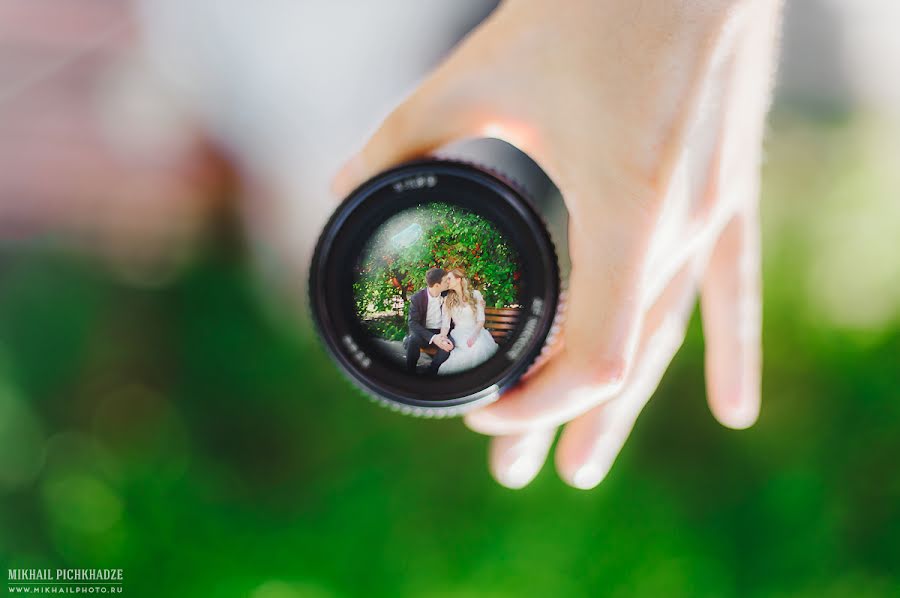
top-left (1, 109), bottom-right (898, 597)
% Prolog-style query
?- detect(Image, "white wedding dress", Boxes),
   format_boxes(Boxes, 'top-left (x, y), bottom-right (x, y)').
top-left (438, 290), bottom-right (499, 375)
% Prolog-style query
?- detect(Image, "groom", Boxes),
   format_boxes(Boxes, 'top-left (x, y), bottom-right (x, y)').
top-left (406, 267), bottom-right (454, 374)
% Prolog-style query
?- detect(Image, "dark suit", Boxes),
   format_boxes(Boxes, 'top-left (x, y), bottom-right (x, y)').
top-left (407, 288), bottom-right (452, 374)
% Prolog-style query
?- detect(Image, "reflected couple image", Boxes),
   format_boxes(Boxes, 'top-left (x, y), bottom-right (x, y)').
top-left (353, 201), bottom-right (521, 377)
top-left (405, 267), bottom-right (498, 376)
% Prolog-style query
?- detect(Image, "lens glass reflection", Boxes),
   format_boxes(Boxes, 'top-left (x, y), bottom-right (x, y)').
top-left (353, 201), bottom-right (523, 376)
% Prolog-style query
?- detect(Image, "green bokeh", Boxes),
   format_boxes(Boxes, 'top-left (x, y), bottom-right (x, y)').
top-left (0, 111), bottom-right (898, 597)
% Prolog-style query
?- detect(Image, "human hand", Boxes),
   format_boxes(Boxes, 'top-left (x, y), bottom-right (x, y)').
top-left (334, 0), bottom-right (783, 488)
top-left (438, 336), bottom-right (454, 352)
top-left (468, 336), bottom-right (477, 348)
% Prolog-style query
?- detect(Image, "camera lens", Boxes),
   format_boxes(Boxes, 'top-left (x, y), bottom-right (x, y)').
top-left (310, 143), bottom-right (565, 416)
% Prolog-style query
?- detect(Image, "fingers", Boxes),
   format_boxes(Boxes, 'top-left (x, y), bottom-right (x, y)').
top-left (554, 323), bottom-right (685, 489)
top-left (331, 62), bottom-right (480, 198)
top-left (555, 400), bottom-right (639, 490)
top-left (685, 0), bottom-right (769, 431)
top-left (464, 352), bottom-right (595, 434)
top-left (700, 204), bottom-right (761, 429)
top-left (464, 193), bottom-right (659, 434)
top-left (487, 427), bottom-right (556, 489)
top-left (555, 262), bottom-right (699, 489)
top-left (485, 257), bottom-right (698, 490)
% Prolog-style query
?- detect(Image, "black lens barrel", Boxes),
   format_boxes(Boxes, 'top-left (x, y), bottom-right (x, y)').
top-left (310, 154), bottom-right (563, 416)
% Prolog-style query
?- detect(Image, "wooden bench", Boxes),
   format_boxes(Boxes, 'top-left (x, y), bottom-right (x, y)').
top-left (419, 307), bottom-right (521, 356)
top-left (484, 307), bottom-right (520, 340)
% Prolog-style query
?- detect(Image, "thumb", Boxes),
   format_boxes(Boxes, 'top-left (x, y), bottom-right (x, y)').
top-left (332, 67), bottom-right (480, 199)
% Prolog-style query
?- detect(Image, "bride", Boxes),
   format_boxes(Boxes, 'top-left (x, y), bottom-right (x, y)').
top-left (437, 268), bottom-right (498, 375)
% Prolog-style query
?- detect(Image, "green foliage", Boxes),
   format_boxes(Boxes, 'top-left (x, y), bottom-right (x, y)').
top-left (361, 314), bottom-right (407, 342)
top-left (353, 203), bottom-right (520, 319)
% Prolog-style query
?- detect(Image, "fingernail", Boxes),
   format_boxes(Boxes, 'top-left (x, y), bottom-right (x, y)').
top-left (495, 450), bottom-right (540, 489)
top-left (719, 373), bottom-right (760, 429)
top-left (332, 155), bottom-right (366, 199)
top-left (725, 393), bottom-right (759, 430)
top-left (570, 464), bottom-right (605, 490)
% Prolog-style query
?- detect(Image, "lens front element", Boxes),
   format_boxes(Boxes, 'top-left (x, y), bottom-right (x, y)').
top-left (309, 160), bottom-right (559, 416)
